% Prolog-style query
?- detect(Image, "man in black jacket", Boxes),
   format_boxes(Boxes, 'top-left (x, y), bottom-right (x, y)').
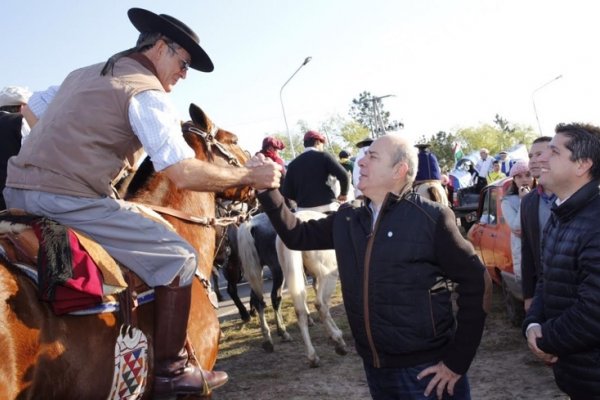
top-left (282, 130), bottom-right (349, 212)
top-left (520, 136), bottom-right (554, 312)
top-left (0, 86), bottom-right (31, 209)
top-left (524, 123), bottom-right (600, 399)
top-left (256, 134), bottom-right (491, 399)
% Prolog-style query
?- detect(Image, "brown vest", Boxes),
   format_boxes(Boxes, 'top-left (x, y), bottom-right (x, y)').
top-left (6, 57), bottom-right (164, 198)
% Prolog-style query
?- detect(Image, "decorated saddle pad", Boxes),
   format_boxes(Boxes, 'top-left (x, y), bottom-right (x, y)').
top-left (0, 211), bottom-right (128, 314)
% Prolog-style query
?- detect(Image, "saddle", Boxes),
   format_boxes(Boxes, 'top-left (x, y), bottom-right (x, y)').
top-left (0, 209), bottom-right (143, 315)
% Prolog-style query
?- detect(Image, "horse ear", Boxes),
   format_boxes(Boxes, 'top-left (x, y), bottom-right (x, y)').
top-left (189, 103), bottom-right (209, 130)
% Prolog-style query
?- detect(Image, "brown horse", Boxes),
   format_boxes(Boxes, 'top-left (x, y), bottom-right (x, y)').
top-left (0, 104), bottom-right (252, 399)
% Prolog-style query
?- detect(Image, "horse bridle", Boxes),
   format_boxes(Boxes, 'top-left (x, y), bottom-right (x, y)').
top-left (141, 124), bottom-right (254, 227)
top-left (183, 123), bottom-right (243, 168)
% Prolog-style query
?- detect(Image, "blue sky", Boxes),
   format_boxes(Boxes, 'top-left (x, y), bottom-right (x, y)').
top-left (3, 0), bottom-right (599, 153)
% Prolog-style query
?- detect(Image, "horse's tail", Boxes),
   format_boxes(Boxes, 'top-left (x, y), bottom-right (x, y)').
top-left (427, 186), bottom-right (443, 203)
top-left (236, 218), bottom-right (263, 293)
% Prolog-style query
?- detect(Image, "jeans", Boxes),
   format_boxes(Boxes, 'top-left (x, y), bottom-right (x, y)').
top-left (363, 360), bottom-right (471, 400)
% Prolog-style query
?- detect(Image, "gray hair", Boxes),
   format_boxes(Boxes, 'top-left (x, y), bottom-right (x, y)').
top-left (389, 136), bottom-right (418, 184)
top-left (101, 32), bottom-right (165, 76)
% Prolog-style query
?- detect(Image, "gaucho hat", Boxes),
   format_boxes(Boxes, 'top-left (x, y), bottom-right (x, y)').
top-left (128, 8), bottom-right (214, 72)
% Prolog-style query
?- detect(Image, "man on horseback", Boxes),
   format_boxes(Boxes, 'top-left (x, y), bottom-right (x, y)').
top-left (3, 8), bottom-right (281, 397)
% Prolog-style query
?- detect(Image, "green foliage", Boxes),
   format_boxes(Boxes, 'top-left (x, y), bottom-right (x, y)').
top-left (349, 91), bottom-right (391, 136)
top-left (456, 116), bottom-right (537, 156)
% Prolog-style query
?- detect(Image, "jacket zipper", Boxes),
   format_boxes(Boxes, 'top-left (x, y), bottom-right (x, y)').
top-left (364, 207), bottom-right (383, 367)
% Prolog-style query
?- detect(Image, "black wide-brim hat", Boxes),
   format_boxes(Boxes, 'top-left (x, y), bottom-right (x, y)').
top-left (128, 8), bottom-right (214, 72)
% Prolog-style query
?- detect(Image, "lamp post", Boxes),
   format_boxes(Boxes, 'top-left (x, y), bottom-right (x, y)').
top-left (532, 74), bottom-right (562, 136)
top-left (280, 56), bottom-right (312, 158)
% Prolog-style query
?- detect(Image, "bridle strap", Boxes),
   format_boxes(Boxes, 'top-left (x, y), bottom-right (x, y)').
top-left (184, 124), bottom-right (243, 167)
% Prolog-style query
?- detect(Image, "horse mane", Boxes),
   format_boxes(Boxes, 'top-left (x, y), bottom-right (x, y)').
top-left (121, 156), bottom-right (155, 199)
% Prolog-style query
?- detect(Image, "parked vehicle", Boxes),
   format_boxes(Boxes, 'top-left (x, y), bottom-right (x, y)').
top-left (466, 177), bottom-right (525, 326)
top-left (449, 157), bottom-right (480, 230)
top-left (450, 144), bottom-right (529, 233)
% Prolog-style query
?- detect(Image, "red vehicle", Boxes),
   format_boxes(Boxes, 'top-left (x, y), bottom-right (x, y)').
top-left (466, 177), bottom-right (525, 326)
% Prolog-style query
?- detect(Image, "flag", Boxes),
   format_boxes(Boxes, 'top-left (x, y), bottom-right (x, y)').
top-left (453, 142), bottom-right (463, 162)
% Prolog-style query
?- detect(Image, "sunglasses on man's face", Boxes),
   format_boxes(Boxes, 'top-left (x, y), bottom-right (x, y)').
top-left (166, 42), bottom-right (190, 72)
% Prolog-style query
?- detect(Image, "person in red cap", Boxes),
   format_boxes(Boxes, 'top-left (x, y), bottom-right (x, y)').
top-left (259, 136), bottom-right (286, 174)
top-left (4, 8), bottom-right (281, 397)
top-left (282, 130), bottom-right (349, 212)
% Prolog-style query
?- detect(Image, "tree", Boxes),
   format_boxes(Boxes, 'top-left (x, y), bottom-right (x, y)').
top-left (416, 131), bottom-right (457, 172)
top-left (349, 91), bottom-right (402, 138)
top-left (455, 116), bottom-right (537, 156)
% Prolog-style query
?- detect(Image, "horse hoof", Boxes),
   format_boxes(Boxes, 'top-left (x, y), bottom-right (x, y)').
top-left (335, 344), bottom-right (348, 356)
top-left (240, 312), bottom-right (251, 323)
top-left (280, 332), bottom-right (293, 342)
top-left (262, 341), bottom-right (274, 353)
top-left (307, 316), bottom-right (315, 327)
top-left (309, 356), bottom-right (321, 368)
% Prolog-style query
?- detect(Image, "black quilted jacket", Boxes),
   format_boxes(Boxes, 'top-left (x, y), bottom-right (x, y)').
top-left (259, 188), bottom-right (488, 375)
top-left (524, 180), bottom-right (600, 398)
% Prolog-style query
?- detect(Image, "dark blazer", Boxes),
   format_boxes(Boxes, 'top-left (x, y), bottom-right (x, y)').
top-left (520, 190), bottom-right (542, 299)
top-left (0, 112), bottom-right (23, 209)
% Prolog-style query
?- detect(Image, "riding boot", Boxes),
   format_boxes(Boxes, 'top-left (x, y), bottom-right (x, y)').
top-left (153, 284), bottom-right (228, 396)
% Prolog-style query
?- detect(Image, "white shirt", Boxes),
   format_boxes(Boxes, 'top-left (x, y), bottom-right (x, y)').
top-left (475, 157), bottom-right (493, 178)
top-left (27, 86), bottom-right (194, 172)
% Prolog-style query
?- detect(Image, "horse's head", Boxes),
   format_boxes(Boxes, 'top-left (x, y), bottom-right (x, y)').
top-left (183, 104), bottom-right (255, 203)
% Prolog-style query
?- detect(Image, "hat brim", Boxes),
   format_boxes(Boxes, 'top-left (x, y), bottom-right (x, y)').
top-left (128, 8), bottom-right (214, 72)
top-left (356, 138), bottom-right (373, 148)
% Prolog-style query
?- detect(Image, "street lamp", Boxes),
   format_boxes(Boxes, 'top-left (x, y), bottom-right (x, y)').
top-left (532, 74), bottom-right (562, 136)
top-left (280, 56), bottom-right (312, 158)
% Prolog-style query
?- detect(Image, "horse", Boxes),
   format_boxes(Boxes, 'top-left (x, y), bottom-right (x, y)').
top-left (236, 212), bottom-right (290, 351)
top-left (211, 199), bottom-right (257, 321)
top-left (0, 103), bottom-right (252, 399)
top-left (413, 180), bottom-right (450, 207)
top-left (275, 210), bottom-right (348, 368)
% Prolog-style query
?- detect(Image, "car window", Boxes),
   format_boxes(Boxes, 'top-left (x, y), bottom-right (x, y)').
top-left (479, 188), bottom-right (497, 225)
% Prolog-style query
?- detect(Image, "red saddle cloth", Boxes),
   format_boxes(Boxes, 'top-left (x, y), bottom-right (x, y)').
top-left (32, 221), bottom-right (104, 315)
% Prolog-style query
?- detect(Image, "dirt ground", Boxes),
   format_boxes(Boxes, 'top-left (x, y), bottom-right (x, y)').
top-left (213, 284), bottom-right (567, 400)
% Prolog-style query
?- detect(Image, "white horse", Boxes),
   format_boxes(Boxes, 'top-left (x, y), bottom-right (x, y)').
top-left (413, 180), bottom-right (449, 207)
top-left (236, 213), bottom-right (291, 352)
top-left (275, 210), bottom-right (348, 368)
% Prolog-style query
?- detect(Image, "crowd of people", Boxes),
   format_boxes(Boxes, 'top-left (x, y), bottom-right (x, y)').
top-left (1, 6), bottom-right (599, 400)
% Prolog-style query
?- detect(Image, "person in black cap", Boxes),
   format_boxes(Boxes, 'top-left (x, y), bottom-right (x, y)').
top-left (338, 150), bottom-right (354, 174)
top-left (3, 8), bottom-right (281, 397)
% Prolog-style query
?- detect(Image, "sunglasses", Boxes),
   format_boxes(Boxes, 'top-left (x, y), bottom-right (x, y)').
top-left (165, 42), bottom-right (190, 72)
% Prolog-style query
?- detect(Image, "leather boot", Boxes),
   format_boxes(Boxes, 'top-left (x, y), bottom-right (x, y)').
top-left (153, 284), bottom-right (228, 396)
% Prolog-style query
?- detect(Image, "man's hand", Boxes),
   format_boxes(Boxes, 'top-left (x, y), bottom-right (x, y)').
top-left (526, 325), bottom-right (558, 364)
top-left (245, 154), bottom-right (282, 190)
top-left (417, 361), bottom-right (461, 399)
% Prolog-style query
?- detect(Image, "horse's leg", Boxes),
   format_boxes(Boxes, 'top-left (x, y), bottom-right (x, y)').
top-left (315, 269), bottom-right (348, 356)
top-left (237, 221), bottom-right (274, 352)
top-left (212, 266), bottom-right (224, 302)
top-left (269, 264), bottom-right (291, 341)
top-left (227, 280), bottom-right (250, 322)
top-left (277, 237), bottom-right (320, 367)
